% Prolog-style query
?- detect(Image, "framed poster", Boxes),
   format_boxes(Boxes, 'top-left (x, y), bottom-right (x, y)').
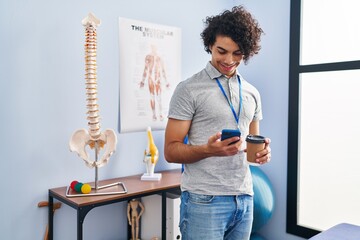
top-left (118, 17), bottom-right (181, 133)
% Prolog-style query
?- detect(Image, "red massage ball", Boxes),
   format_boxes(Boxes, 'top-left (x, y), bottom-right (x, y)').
top-left (70, 180), bottom-right (78, 190)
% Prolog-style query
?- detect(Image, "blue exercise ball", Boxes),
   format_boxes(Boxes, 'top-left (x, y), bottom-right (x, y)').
top-left (250, 166), bottom-right (275, 233)
top-left (250, 232), bottom-right (267, 240)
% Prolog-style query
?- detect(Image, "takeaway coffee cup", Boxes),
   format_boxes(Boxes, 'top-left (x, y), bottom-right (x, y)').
top-left (246, 134), bottom-right (266, 166)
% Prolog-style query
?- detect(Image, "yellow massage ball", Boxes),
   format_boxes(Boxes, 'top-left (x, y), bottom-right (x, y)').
top-left (81, 183), bottom-right (92, 194)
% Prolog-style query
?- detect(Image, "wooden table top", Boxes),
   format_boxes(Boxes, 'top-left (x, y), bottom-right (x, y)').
top-left (49, 169), bottom-right (182, 207)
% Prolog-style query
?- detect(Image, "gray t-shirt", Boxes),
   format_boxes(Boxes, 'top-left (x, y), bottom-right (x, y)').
top-left (168, 62), bottom-right (262, 195)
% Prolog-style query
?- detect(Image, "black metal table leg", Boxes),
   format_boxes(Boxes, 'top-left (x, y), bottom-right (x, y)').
top-left (77, 209), bottom-right (83, 240)
top-left (77, 205), bottom-right (93, 240)
top-left (48, 194), bottom-right (54, 240)
top-left (162, 192), bottom-right (167, 240)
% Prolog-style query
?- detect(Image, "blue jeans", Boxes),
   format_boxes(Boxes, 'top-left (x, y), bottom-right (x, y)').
top-left (179, 191), bottom-right (253, 240)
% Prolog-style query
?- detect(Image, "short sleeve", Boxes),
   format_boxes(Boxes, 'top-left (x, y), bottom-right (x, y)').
top-left (168, 81), bottom-right (194, 121)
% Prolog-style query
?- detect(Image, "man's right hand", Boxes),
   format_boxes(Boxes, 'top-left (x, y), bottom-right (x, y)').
top-left (207, 132), bottom-right (242, 157)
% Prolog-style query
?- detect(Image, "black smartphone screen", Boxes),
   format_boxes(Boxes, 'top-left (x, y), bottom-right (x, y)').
top-left (221, 129), bottom-right (241, 144)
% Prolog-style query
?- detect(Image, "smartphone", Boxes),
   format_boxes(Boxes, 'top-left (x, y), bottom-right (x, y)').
top-left (221, 129), bottom-right (241, 145)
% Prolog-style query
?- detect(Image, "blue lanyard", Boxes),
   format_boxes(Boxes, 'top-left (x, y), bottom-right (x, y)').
top-left (216, 75), bottom-right (242, 126)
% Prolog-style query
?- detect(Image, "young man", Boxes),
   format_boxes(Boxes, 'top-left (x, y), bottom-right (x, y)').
top-left (164, 5), bottom-right (271, 240)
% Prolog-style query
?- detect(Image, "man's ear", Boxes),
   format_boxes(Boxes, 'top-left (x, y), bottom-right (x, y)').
top-left (208, 44), bottom-right (213, 53)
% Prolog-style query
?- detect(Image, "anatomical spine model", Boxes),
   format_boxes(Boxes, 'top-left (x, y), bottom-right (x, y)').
top-left (69, 13), bottom-right (117, 170)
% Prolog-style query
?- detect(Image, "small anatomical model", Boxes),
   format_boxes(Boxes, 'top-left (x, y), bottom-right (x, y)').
top-left (144, 126), bottom-right (159, 176)
top-left (141, 127), bottom-right (161, 181)
top-left (127, 199), bottom-right (145, 240)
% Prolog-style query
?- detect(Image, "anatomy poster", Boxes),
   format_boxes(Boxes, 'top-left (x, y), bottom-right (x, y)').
top-left (118, 17), bottom-right (181, 133)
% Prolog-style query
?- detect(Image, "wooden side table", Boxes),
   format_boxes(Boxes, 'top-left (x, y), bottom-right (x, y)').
top-left (48, 169), bottom-right (181, 240)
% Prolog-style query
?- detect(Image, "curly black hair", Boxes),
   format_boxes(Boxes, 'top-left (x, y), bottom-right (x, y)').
top-left (201, 6), bottom-right (264, 64)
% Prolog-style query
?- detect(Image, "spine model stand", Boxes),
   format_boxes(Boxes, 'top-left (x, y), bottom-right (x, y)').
top-left (68, 13), bottom-right (126, 196)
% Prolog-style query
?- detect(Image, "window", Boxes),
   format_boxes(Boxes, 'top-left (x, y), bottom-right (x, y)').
top-left (287, 0), bottom-right (360, 238)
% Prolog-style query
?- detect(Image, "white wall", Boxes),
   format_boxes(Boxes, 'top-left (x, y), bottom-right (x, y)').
top-left (0, 0), bottom-right (305, 239)
top-left (235, 1), bottom-right (305, 240)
